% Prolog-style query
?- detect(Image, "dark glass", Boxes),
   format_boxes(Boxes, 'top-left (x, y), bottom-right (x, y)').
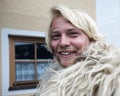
top-left (36, 43), bottom-right (53, 59)
top-left (15, 42), bottom-right (34, 59)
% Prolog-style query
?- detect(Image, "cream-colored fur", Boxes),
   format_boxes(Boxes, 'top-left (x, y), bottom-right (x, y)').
top-left (36, 41), bottom-right (120, 96)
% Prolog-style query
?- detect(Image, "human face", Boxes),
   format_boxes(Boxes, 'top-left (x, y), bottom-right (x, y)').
top-left (50, 16), bottom-right (90, 67)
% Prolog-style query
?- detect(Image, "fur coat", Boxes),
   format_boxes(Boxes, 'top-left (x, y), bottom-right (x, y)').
top-left (36, 41), bottom-right (120, 96)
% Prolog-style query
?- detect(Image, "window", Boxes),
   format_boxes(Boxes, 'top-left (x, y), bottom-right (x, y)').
top-left (9, 36), bottom-right (53, 90)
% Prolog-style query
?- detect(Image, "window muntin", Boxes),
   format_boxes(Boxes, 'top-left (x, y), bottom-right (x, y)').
top-left (9, 36), bottom-right (53, 90)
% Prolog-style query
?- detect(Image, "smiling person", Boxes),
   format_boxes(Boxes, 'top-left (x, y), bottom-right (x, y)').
top-left (50, 16), bottom-right (90, 67)
top-left (46, 4), bottom-right (103, 68)
top-left (36, 4), bottom-right (120, 96)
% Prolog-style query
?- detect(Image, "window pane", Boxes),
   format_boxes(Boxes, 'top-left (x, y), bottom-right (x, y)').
top-left (15, 42), bottom-right (34, 59)
top-left (37, 62), bottom-right (50, 80)
top-left (16, 62), bottom-right (35, 81)
top-left (37, 43), bottom-right (53, 59)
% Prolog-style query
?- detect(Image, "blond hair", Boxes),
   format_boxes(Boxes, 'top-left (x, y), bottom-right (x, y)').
top-left (46, 4), bottom-right (104, 52)
top-left (36, 41), bottom-right (120, 96)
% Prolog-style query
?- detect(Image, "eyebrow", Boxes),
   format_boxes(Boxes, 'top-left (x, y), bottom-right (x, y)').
top-left (51, 30), bottom-right (59, 34)
top-left (51, 28), bottom-right (81, 34)
top-left (66, 28), bottom-right (82, 32)
top-left (67, 29), bottom-right (76, 31)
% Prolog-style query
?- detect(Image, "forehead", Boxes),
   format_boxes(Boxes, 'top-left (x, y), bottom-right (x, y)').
top-left (52, 16), bottom-right (69, 25)
top-left (50, 16), bottom-right (76, 30)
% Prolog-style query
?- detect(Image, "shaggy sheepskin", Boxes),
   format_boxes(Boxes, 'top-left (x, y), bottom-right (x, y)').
top-left (36, 41), bottom-right (120, 96)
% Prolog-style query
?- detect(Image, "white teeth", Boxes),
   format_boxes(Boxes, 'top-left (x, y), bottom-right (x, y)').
top-left (60, 52), bottom-right (71, 55)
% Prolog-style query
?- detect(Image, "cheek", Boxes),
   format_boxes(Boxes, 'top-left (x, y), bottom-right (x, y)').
top-left (73, 38), bottom-right (90, 48)
top-left (50, 41), bottom-right (58, 52)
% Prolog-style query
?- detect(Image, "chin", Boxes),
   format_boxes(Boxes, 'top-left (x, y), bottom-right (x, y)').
top-left (56, 57), bottom-right (76, 68)
top-left (60, 61), bottom-right (75, 68)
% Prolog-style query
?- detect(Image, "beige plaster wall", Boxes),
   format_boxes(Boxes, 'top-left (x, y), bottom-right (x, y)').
top-left (0, 0), bottom-right (96, 32)
top-left (0, 0), bottom-right (96, 95)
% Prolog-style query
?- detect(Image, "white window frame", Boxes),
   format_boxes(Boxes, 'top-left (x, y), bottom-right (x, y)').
top-left (1, 28), bottom-right (45, 96)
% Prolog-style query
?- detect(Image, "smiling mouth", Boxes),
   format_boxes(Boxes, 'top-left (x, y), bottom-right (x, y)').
top-left (59, 51), bottom-right (74, 55)
top-left (58, 51), bottom-right (76, 58)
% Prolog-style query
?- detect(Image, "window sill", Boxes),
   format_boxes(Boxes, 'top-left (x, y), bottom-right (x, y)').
top-left (9, 84), bottom-right (37, 91)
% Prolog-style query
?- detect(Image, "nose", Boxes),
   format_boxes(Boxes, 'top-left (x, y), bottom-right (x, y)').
top-left (59, 35), bottom-right (70, 48)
